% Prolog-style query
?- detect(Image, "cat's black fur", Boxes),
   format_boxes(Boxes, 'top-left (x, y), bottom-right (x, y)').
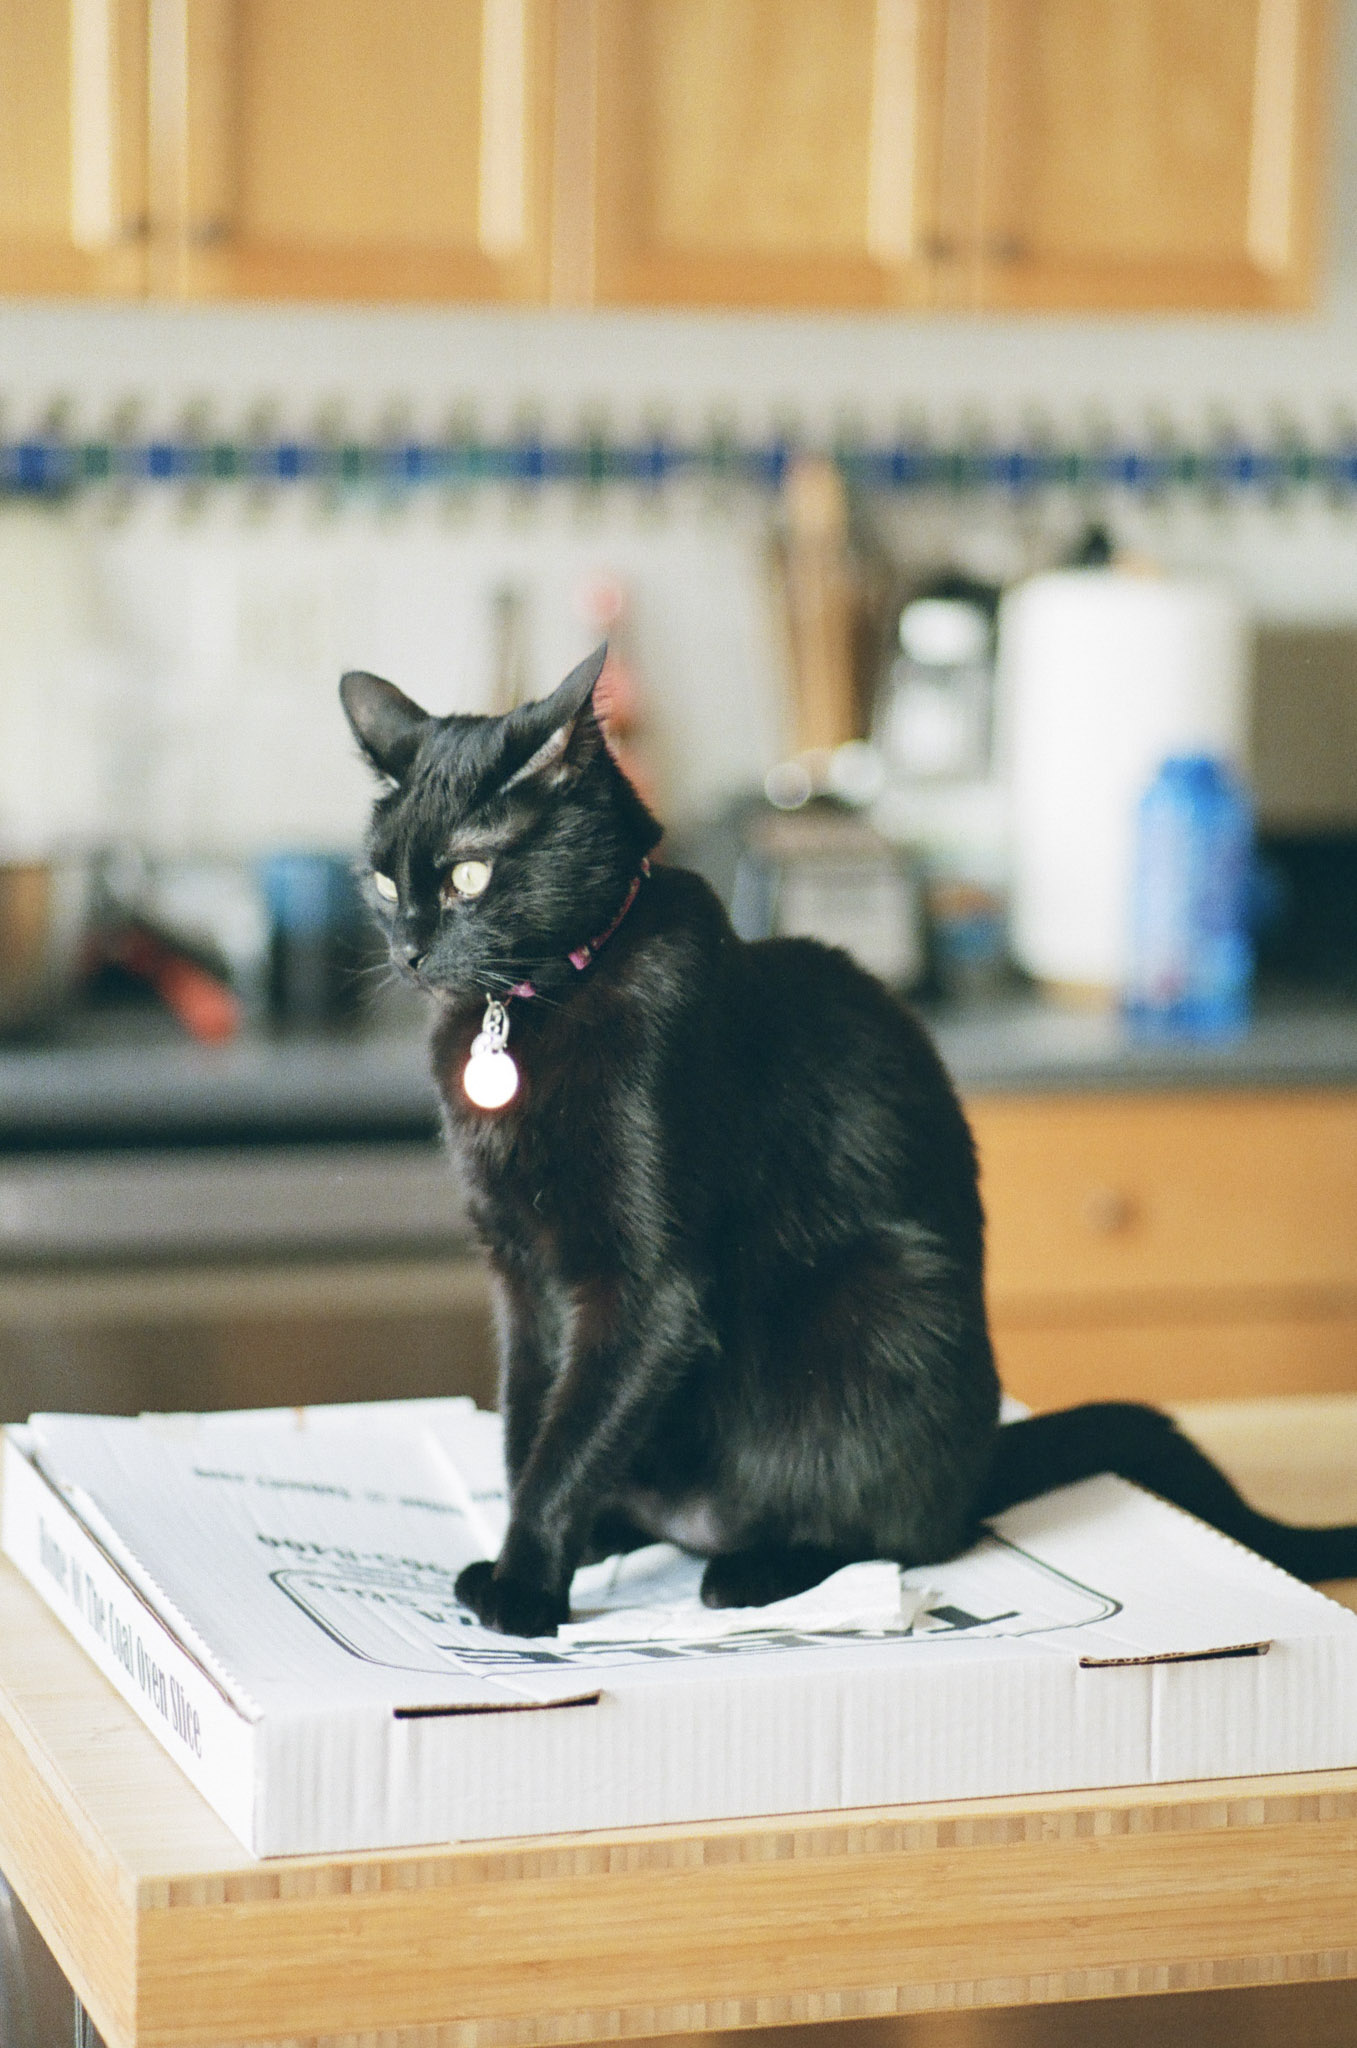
top-left (341, 646), bottom-right (1357, 1637)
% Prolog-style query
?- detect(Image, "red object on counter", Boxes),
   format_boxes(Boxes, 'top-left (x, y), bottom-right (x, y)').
top-left (112, 929), bottom-right (242, 1044)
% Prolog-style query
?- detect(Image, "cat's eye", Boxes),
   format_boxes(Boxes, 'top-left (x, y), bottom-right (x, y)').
top-left (444, 859), bottom-right (492, 903)
top-left (372, 872), bottom-right (398, 903)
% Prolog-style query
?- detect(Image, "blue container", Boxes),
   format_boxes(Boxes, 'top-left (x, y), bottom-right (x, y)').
top-left (1124, 754), bottom-right (1254, 1037)
top-left (257, 851), bottom-right (370, 1029)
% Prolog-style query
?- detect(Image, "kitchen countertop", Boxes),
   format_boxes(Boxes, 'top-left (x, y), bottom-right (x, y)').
top-left (932, 989), bottom-right (1357, 1095)
top-left (3, 989), bottom-right (1357, 1153)
top-left (0, 1022), bottom-right (442, 1150)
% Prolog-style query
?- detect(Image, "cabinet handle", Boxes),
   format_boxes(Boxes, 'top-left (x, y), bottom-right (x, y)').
top-left (1081, 1186), bottom-right (1136, 1235)
top-left (148, 0), bottom-right (235, 262)
top-left (70, 0), bottom-right (145, 250)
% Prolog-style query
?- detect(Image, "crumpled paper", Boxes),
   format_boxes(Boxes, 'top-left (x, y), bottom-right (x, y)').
top-left (563, 1543), bottom-right (932, 1646)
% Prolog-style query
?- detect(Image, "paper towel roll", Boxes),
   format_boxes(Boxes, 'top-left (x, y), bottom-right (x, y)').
top-left (998, 570), bottom-right (1248, 990)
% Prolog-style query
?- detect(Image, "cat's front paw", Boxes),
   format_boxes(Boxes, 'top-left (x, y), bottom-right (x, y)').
top-left (455, 1559), bottom-right (569, 1638)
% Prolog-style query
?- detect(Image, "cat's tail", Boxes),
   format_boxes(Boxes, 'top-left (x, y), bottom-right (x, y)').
top-left (977, 1401), bottom-right (1357, 1583)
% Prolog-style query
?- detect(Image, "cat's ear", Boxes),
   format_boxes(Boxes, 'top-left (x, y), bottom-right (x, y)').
top-left (547, 641), bottom-right (609, 727)
top-left (340, 671), bottom-right (429, 780)
top-left (500, 642), bottom-right (608, 792)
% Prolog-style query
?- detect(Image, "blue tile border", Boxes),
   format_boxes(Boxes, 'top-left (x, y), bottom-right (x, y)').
top-left (3, 429), bottom-right (1355, 500)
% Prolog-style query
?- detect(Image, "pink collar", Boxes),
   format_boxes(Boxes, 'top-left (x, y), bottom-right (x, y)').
top-left (508, 858), bottom-right (650, 1000)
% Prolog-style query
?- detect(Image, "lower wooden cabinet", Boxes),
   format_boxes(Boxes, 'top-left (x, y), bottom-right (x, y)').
top-left (7, 1089), bottom-right (1352, 1425)
top-left (968, 1087), bottom-right (1357, 1409)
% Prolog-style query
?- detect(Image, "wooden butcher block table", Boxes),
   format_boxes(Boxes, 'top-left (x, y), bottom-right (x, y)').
top-left (2, 1398), bottom-right (1356, 2048)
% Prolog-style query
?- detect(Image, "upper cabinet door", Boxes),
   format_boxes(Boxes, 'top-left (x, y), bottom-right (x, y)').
top-left (0, 0), bottom-right (148, 294)
top-left (949, 0), bottom-right (1328, 311)
top-left (0, 0), bottom-right (1331, 312)
top-left (148, 0), bottom-right (555, 301)
top-left (553, 0), bottom-right (950, 309)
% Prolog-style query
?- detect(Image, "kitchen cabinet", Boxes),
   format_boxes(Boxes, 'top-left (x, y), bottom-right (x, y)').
top-left (0, 0), bottom-right (554, 304)
top-left (146, 0), bottom-right (555, 301)
top-left (0, 0), bottom-right (148, 295)
top-left (971, 1087), bottom-right (1357, 1410)
top-left (552, 0), bottom-right (944, 310)
top-left (960, 0), bottom-right (1328, 312)
top-left (559, 0), bottom-right (1328, 311)
top-left (0, 0), bottom-right (1328, 311)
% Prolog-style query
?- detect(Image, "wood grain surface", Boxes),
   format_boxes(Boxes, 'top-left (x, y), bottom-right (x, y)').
top-left (971, 1090), bottom-right (1357, 1409)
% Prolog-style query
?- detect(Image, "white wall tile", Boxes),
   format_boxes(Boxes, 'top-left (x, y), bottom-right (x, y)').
top-left (2, 3), bottom-right (1357, 854)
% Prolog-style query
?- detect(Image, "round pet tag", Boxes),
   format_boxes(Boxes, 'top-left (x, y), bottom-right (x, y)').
top-left (463, 998), bottom-right (520, 1109)
top-left (463, 1044), bottom-right (519, 1109)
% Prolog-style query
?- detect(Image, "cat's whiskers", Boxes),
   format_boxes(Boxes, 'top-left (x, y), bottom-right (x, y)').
top-left (476, 956), bottom-right (568, 1009)
top-left (342, 957), bottom-right (406, 1004)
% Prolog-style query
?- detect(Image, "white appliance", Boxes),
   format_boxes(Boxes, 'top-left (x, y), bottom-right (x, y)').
top-left (998, 569), bottom-right (1248, 991)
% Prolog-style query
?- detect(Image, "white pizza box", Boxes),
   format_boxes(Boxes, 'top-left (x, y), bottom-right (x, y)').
top-left (4, 1397), bottom-right (1357, 1859)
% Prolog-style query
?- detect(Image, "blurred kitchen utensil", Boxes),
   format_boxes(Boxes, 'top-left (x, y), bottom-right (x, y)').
top-left (102, 924), bottom-right (243, 1044)
top-left (489, 584), bottom-right (531, 713)
top-left (771, 458), bottom-right (859, 757)
top-left (92, 849), bottom-right (274, 1042)
top-left (732, 803), bottom-right (925, 989)
top-left (0, 856), bottom-right (94, 1035)
top-left (871, 573), bottom-right (1010, 998)
top-left (875, 587), bottom-right (996, 785)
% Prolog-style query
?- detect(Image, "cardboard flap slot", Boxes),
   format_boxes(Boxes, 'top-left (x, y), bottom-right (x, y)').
top-left (1079, 1640), bottom-right (1271, 1670)
top-left (394, 1690), bottom-right (602, 1719)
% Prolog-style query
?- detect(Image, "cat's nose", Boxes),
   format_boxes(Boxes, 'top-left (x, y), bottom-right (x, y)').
top-left (400, 939), bottom-right (428, 972)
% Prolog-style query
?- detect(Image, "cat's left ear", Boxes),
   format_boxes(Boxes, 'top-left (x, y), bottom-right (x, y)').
top-left (340, 670), bottom-right (430, 780)
top-left (500, 642), bottom-right (608, 791)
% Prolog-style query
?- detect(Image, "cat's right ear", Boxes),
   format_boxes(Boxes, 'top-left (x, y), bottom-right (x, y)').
top-left (498, 642), bottom-right (609, 792)
top-left (339, 671), bottom-right (429, 780)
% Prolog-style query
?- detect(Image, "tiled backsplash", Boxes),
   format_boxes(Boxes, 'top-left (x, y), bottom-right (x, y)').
top-left (0, 488), bottom-right (788, 856)
top-left (5, 436), bottom-right (1357, 859)
top-left (4, 0), bottom-right (1357, 858)
top-left (5, 0), bottom-right (1357, 862)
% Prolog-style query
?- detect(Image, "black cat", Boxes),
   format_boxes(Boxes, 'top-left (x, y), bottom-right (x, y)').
top-left (341, 645), bottom-right (1357, 1638)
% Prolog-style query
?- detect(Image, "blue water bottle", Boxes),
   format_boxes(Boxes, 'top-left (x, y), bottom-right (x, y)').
top-left (1124, 755), bottom-right (1254, 1036)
